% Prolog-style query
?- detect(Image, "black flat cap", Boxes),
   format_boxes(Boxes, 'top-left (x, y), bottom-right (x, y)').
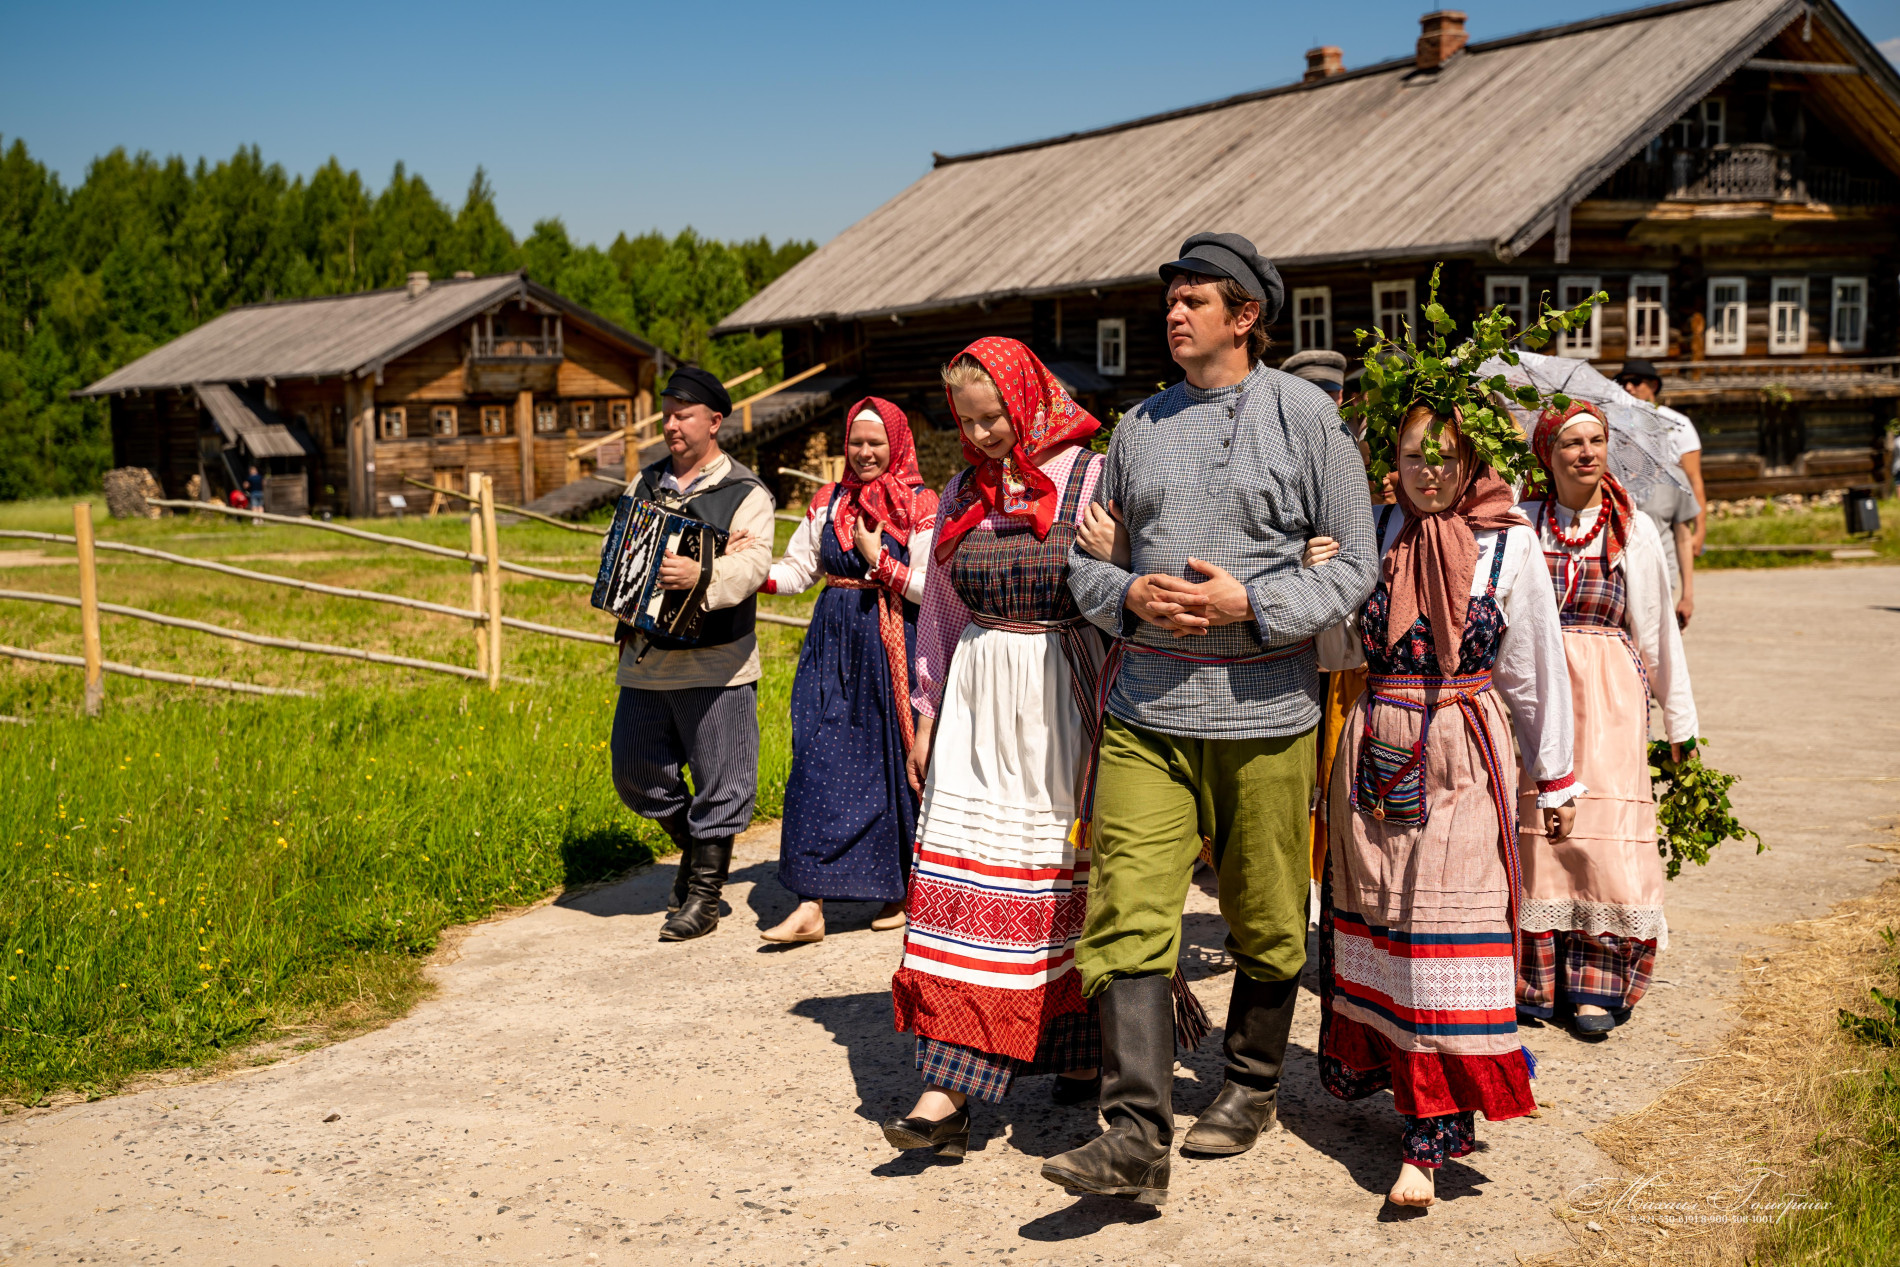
top-left (1615, 357), bottom-right (1662, 383)
top-left (1159, 232), bottom-right (1285, 325)
top-left (661, 365), bottom-right (731, 416)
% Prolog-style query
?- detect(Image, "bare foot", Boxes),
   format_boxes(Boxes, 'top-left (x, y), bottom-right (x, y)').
top-left (761, 899), bottom-right (824, 942)
top-left (1389, 1161), bottom-right (1436, 1207)
top-left (907, 1087), bottom-right (966, 1122)
top-left (871, 901), bottom-right (906, 929)
top-left (1057, 1067), bottom-right (1098, 1082)
top-left (1576, 1004), bottom-right (1609, 1017)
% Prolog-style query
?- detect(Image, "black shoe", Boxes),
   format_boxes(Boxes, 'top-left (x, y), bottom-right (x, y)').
top-left (659, 836), bottom-right (732, 942)
top-left (1051, 1073), bottom-right (1101, 1106)
top-left (655, 812), bottom-right (694, 912)
top-left (1040, 975), bottom-right (1174, 1205)
top-left (881, 1106), bottom-right (970, 1158)
top-left (1572, 1009), bottom-right (1616, 1036)
top-left (1183, 971), bottom-right (1299, 1157)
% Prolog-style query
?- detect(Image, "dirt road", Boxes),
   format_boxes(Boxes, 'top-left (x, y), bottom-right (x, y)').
top-left (2, 567), bottom-right (1896, 1267)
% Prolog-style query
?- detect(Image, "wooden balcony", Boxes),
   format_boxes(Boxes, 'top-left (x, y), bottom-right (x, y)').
top-left (467, 318), bottom-right (563, 394)
top-left (1596, 145), bottom-right (1900, 206)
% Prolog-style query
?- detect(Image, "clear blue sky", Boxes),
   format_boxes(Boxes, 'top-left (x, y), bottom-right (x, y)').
top-left (5, 0), bottom-right (1898, 249)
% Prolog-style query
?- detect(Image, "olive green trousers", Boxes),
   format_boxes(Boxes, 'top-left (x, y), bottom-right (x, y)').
top-left (1076, 715), bottom-right (1316, 996)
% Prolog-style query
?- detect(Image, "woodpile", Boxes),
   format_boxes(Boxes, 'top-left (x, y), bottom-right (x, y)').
top-left (102, 467), bottom-right (165, 519)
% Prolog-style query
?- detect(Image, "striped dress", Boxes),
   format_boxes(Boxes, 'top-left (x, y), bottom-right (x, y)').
top-left (891, 447), bottom-right (1104, 1102)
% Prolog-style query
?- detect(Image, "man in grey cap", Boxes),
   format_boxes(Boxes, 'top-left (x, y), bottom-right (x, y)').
top-left (1279, 349), bottom-right (1349, 404)
top-left (609, 365), bottom-right (775, 942)
top-left (1044, 232), bottom-right (1378, 1204)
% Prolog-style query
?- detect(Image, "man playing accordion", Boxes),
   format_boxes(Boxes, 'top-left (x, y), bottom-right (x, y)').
top-left (609, 365), bottom-right (776, 942)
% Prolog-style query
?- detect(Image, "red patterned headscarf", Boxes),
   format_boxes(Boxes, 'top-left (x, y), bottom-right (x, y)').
top-left (934, 337), bottom-right (1100, 563)
top-left (1532, 401), bottom-right (1633, 572)
top-left (812, 396), bottom-right (934, 552)
top-left (1382, 410), bottom-right (1526, 672)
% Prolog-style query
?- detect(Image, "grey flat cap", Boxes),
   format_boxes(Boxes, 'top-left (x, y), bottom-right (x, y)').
top-left (1158, 232), bottom-right (1285, 325)
top-left (1279, 349), bottom-right (1348, 389)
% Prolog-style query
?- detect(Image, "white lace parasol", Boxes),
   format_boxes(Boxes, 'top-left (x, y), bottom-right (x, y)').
top-left (1476, 351), bottom-right (1691, 506)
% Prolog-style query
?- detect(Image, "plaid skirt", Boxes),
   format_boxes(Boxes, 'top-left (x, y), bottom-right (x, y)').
top-left (914, 1006), bottom-right (1101, 1103)
top-left (1516, 929), bottom-right (1657, 1015)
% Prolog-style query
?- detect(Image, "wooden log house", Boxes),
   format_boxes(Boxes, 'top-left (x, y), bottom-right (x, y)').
top-left (719, 0), bottom-right (1900, 500)
top-left (79, 272), bottom-right (668, 516)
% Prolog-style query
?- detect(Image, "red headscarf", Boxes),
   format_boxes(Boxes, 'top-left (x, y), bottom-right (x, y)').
top-left (812, 396), bottom-right (934, 552)
top-left (1531, 400), bottom-right (1633, 573)
top-left (934, 337), bottom-right (1099, 563)
top-left (1382, 410), bottom-right (1526, 672)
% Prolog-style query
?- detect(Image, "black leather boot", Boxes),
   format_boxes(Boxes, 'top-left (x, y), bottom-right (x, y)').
top-left (655, 811), bottom-right (694, 913)
top-left (1039, 975), bottom-right (1173, 1204)
top-left (659, 836), bottom-right (732, 941)
top-left (1182, 970), bottom-right (1300, 1156)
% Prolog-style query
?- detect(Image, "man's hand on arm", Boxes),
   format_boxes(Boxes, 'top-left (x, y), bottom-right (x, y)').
top-left (1124, 573), bottom-right (1210, 635)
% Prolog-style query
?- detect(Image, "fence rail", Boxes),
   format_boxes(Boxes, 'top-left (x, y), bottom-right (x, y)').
top-left (6, 483), bottom-right (808, 712)
top-left (0, 642), bottom-right (311, 697)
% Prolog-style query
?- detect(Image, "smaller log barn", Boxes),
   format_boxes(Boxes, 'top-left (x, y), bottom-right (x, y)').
top-left (720, 0), bottom-right (1900, 500)
top-left (78, 272), bottom-right (667, 517)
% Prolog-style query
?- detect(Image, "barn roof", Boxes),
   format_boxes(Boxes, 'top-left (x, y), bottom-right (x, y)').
top-left (194, 382), bottom-right (312, 459)
top-left (79, 273), bottom-right (664, 397)
top-left (717, 0), bottom-right (1896, 334)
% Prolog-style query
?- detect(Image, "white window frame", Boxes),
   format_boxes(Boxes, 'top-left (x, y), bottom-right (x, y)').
top-left (1627, 274), bottom-right (1669, 357)
top-left (480, 405), bottom-right (506, 436)
top-left (1830, 276), bottom-right (1867, 353)
top-left (1769, 277), bottom-right (1808, 355)
top-left (378, 406), bottom-right (406, 440)
top-left (431, 405), bottom-right (457, 437)
top-left (1292, 286), bottom-right (1331, 352)
top-left (1485, 275), bottom-right (1529, 333)
top-left (534, 402), bottom-right (559, 432)
top-left (1557, 275), bottom-right (1602, 358)
top-left (1373, 280), bottom-right (1415, 344)
top-left (1700, 97), bottom-right (1726, 148)
top-left (1096, 318), bottom-right (1126, 377)
top-left (1706, 277), bottom-right (1747, 356)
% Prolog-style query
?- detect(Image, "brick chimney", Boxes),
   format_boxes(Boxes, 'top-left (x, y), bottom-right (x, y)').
top-left (1416, 10), bottom-right (1467, 72)
top-left (1304, 46), bottom-right (1345, 82)
top-left (405, 270), bottom-right (430, 299)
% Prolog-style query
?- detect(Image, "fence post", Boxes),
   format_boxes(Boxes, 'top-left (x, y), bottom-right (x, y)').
top-left (479, 473), bottom-right (503, 690)
top-left (73, 502), bottom-right (104, 716)
top-left (467, 472), bottom-right (488, 680)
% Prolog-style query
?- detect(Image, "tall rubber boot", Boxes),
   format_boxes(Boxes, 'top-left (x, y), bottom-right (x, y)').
top-left (659, 836), bottom-right (732, 942)
top-left (1039, 975), bottom-right (1174, 1204)
top-left (655, 810), bottom-right (694, 913)
top-left (1182, 971), bottom-right (1300, 1156)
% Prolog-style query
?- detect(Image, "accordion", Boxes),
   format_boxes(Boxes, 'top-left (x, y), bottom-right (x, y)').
top-left (591, 496), bottom-right (728, 645)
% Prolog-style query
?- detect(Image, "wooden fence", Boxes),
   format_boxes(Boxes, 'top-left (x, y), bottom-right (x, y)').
top-left (0, 473), bottom-right (809, 712)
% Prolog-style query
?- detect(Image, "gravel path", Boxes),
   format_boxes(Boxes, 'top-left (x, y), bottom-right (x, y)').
top-left (2, 566), bottom-right (1895, 1267)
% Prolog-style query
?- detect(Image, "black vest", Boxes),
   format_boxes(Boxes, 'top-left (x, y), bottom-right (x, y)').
top-left (629, 454), bottom-right (770, 651)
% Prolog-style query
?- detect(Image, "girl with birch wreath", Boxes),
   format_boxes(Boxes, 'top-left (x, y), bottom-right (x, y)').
top-left (1302, 273), bottom-right (1598, 1208)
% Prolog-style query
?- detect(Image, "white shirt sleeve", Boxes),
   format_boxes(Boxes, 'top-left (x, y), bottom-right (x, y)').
top-left (901, 527), bottom-right (933, 604)
top-left (1620, 511), bottom-right (1700, 743)
top-left (766, 504), bottom-right (825, 596)
top-left (1489, 524), bottom-right (1581, 807)
top-left (704, 485), bottom-right (775, 611)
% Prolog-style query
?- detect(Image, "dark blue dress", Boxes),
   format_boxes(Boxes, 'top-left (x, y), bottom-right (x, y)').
top-left (778, 524), bottom-right (917, 903)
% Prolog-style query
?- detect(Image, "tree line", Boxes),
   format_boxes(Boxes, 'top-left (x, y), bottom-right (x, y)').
top-left (0, 136), bottom-right (814, 501)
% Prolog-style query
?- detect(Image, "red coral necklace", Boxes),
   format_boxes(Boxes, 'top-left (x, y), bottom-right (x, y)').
top-left (1544, 500), bottom-right (1608, 551)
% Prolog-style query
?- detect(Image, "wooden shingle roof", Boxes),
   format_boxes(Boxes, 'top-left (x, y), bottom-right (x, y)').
top-left (79, 274), bottom-right (663, 396)
top-left (717, 0), bottom-right (1890, 334)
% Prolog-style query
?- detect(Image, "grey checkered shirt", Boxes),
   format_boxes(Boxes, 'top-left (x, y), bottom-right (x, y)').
top-left (1067, 360), bottom-right (1378, 740)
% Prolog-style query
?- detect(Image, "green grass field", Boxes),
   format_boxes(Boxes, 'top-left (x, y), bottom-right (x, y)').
top-left (0, 496), bottom-right (811, 1105)
top-left (1699, 493), bottom-right (1898, 569)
